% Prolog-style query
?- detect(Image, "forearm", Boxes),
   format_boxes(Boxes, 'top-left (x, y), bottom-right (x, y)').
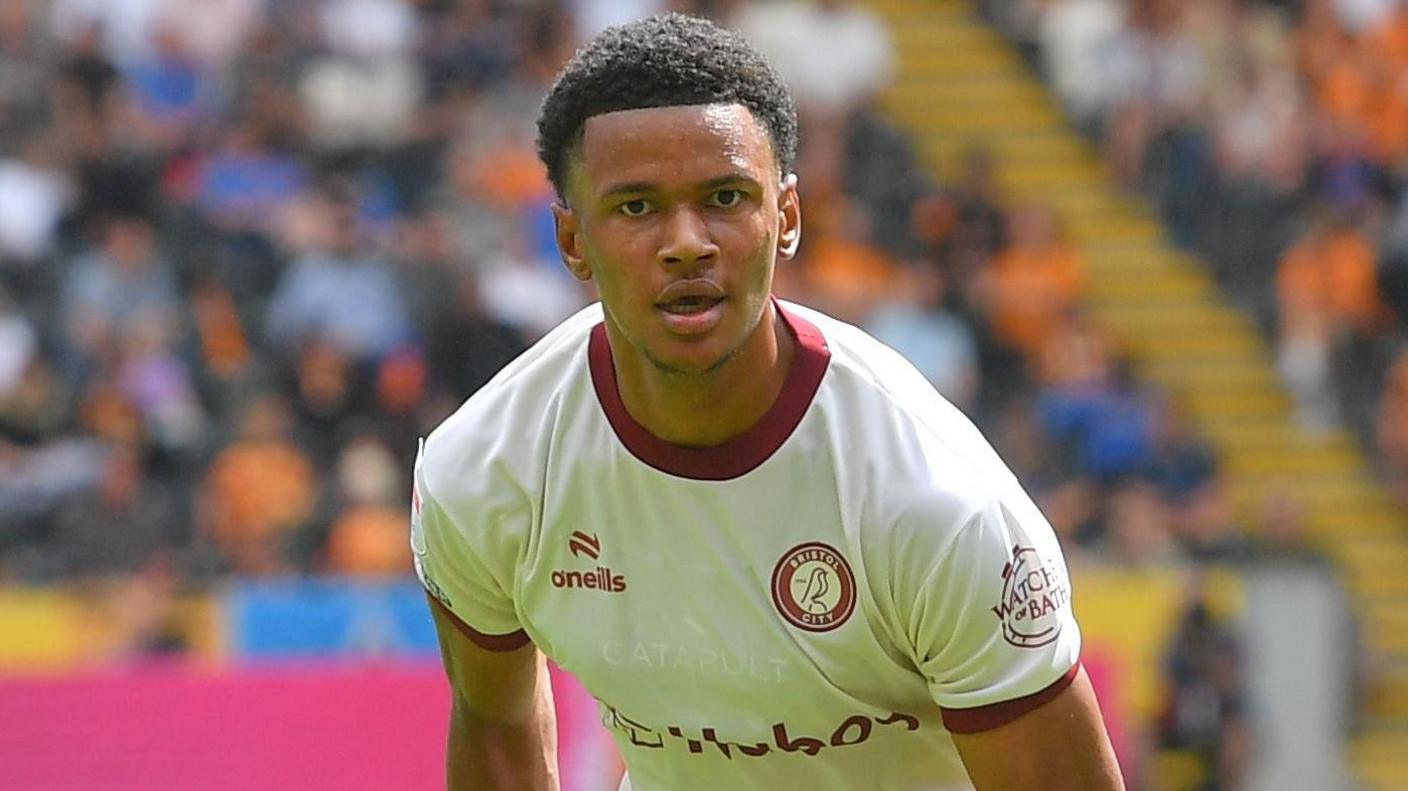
top-left (446, 667), bottom-right (559, 791)
top-left (953, 669), bottom-right (1124, 791)
top-left (425, 593), bottom-right (558, 790)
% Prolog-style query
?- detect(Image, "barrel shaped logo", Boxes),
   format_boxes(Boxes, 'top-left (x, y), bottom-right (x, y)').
top-left (991, 544), bottom-right (1070, 648)
top-left (772, 542), bottom-right (857, 632)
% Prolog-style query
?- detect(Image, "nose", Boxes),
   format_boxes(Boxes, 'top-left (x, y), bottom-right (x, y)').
top-left (657, 207), bottom-right (718, 269)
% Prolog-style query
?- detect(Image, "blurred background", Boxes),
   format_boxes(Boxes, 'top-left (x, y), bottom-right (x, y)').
top-left (0, 0), bottom-right (1403, 788)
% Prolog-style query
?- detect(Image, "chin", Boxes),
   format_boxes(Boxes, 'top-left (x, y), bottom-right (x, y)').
top-left (645, 341), bottom-right (737, 376)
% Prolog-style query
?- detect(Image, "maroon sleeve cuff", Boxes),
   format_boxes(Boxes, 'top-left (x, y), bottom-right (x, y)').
top-left (427, 594), bottom-right (531, 652)
top-left (939, 660), bottom-right (1082, 734)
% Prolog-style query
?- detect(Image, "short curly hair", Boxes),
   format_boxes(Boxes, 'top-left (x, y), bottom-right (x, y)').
top-left (537, 13), bottom-right (799, 201)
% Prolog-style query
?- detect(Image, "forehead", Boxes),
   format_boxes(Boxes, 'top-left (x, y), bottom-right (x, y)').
top-left (572, 103), bottom-right (777, 196)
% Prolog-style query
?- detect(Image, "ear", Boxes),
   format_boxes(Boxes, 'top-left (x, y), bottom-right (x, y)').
top-left (777, 173), bottom-right (801, 260)
top-left (552, 202), bottom-right (591, 281)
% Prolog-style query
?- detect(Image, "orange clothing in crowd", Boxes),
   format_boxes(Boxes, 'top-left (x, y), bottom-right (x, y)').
top-left (1300, 10), bottom-right (1408, 164)
top-left (988, 243), bottom-right (1086, 358)
top-left (1367, 9), bottom-right (1408, 76)
top-left (1369, 8), bottom-right (1408, 164)
top-left (325, 505), bottom-right (414, 576)
top-left (202, 439), bottom-right (316, 567)
top-left (801, 235), bottom-right (902, 322)
top-left (1276, 227), bottom-right (1386, 336)
top-left (1312, 51), bottom-right (1375, 129)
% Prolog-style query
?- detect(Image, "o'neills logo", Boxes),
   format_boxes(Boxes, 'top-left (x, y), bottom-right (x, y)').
top-left (553, 532), bottom-right (627, 593)
top-left (991, 544), bottom-right (1070, 648)
top-left (771, 542), bottom-right (856, 633)
top-left (551, 567), bottom-right (627, 593)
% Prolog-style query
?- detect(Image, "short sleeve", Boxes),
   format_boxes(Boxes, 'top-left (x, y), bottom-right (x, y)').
top-left (903, 488), bottom-right (1081, 733)
top-left (410, 439), bottom-right (527, 646)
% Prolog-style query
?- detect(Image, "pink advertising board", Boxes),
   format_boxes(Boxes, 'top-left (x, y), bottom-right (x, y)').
top-left (0, 661), bottom-right (619, 791)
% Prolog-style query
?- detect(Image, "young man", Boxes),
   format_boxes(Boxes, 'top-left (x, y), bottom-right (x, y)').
top-left (412, 13), bottom-right (1123, 791)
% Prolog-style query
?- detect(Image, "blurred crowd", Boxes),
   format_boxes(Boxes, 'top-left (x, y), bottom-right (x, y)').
top-left (0, 0), bottom-right (1318, 588)
top-left (0, 0), bottom-right (1351, 787)
top-left (994, 0), bottom-right (1408, 508)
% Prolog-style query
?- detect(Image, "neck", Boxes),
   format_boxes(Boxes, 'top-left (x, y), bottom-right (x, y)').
top-left (607, 303), bottom-right (795, 447)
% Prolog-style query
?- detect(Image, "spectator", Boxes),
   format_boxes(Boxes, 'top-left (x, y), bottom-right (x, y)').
top-left (0, 436), bottom-right (109, 572)
top-left (322, 433), bottom-right (411, 577)
top-left (1275, 205), bottom-right (1388, 429)
top-left (264, 182), bottom-right (413, 362)
top-left (731, 0), bottom-right (895, 203)
top-left (793, 199), bottom-right (902, 324)
top-left (1375, 346), bottom-right (1408, 503)
top-left (944, 146), bottom-right (1009, 289)
top-left (1207, 27), bottom-right (1305, 196)
top-left (0, 3), bottom-right (50, 139)
top-left (424, 271), bottom-right (529, 407)
top-left (48, 442), bottom-right (187, 577)
top-left (864, 264), bottom-right (980, 410)
top-left (1038, 345), bottom-right (1158, 483)
top-left (730, 0), bottom-right (895, 119)
top-left (0, 354), bottom-right (72, 446)
top-left (199, 393), bottom-right (316, 575)
top-left (284, 338), bottom-right (368, 465)
top-left (299, 0), bottom-right (422, 151)
top-left (1100, 0), bottom-right (1207, 188)
top-left (193, 123), bottom-right (307, 238)
top-left (58, 215), bottom-right (185, 379)
top-left (1174, 476), bottom-right (1254, 565)
top-left (0, 287), bottom-right (37, 406)
top-left (1101, 477), bottom-right (1184, 568)
top-left (979, 203), bottom-right (1087, 363)
top-left (0, 134), bottom-right (71, 266)
top-left (1158, 586), bottom-right (1251, 791)
top-left (1036, 476), bottom-right (1101, 566)
top-left (123, 24), bottom-right (215, 151)
top-left (49, 0), bottom-right (164, 66)
top-left (1035, 0), bottom-right (1126, 133)
top-left (1141, 400), bottom-right (1220, 506)
top-left (113, 310), bottom-right (206, 455)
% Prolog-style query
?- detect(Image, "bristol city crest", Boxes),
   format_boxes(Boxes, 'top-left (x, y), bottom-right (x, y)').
top-left (771, 542), bottom-right (857, 633)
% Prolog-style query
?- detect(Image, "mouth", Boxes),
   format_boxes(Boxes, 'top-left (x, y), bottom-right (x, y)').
top-left (654, 291), bottom-right (727, 336)
top-left (658, 294), bottom-right (726, 315)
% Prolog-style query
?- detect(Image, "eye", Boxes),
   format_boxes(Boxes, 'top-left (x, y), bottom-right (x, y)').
top-left (711, 189), bottom-right (744, 208)
top-left (618, 199), bottom-right (652, 217)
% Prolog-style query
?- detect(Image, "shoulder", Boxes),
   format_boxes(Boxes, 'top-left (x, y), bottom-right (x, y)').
top-left (788, 301), bottom-right (1013, 523)
top-left (420, 302), bottom-right (603, 506)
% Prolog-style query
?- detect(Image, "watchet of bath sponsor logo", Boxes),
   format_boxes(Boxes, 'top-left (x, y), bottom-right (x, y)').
top-left (771, 542), bottom-right (857, 633)
top-left (602, 703), bottom-right (920, 759)
top-left (553, 532), bottom-right (627, 593)
top-left (990, 544), bottom-right (1070, 648)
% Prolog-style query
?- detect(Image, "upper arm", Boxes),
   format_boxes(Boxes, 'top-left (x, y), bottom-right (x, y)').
top-left (411, 437), bottom-right (540, 720)
top-left (411, 436), bottom-right (528, 638)
top-left (899, 487), bottom-right (1082, 722)
top-left (428, 595), bottom-right (545, 724)
top-left (951, 666), bottom-right (1123, 791)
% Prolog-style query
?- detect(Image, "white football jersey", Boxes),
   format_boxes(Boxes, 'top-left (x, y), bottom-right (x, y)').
top-left (412, 300), bottom-right (1081, 790)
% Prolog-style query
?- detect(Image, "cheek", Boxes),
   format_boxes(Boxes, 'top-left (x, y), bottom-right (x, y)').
top-left (743, 221), bottom-right (778, 282)
top-left (582, 232), bottom-right (652, 297)
top-left (716, 211), bottom-right (774, 261)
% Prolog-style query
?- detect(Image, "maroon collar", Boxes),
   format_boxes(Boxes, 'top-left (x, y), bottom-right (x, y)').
top-left (588, 301), bottom-right (831, 481)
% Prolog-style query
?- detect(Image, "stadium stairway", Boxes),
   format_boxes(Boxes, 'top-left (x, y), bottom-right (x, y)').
top-left (863, 0), bottom-right (1408, 787)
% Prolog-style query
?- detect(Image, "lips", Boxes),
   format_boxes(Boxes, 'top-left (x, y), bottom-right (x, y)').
top-left (654, 280), bottom-right (727, 335)
top-left (660, 295), bottom-right (724, 314)
top-left (655, 280), bottom-right (726, 315)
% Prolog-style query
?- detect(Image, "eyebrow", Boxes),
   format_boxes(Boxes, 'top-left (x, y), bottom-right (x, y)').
top-left (596, 172), bottom-right (763, 199)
